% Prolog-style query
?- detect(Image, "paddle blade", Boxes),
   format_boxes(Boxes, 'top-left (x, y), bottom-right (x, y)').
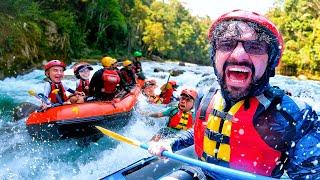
top-left (28, 90), bottom-right (36, 96)
top-left (51, 89), bottom-right (59, 94)
top-left (95, 126), bottom-right (140, 147)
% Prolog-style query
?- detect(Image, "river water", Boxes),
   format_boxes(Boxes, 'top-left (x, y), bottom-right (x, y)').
top-left (0, 61), bottom-right (319, 179)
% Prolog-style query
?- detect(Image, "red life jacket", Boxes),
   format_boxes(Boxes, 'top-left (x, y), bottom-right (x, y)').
top-left (76, 79), bottom-right (90, 95)
top-left (48, 82), bottom-right (68, 103)
top-left (121, 70), bottom-right (134, 85)
top-left (167, 109), bottom-right (193, 130)
top-left (102, 69), bottom-right (121, 93)
top-left (159, 89), bottom-right (174, 104)
top-left (194, 90), bottom-right (281, 176)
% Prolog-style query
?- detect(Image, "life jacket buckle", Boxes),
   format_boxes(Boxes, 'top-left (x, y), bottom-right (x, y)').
top-left (212, 109), bottom-right (233, 120)
top-left (205, 128), bottom-right (230, 144)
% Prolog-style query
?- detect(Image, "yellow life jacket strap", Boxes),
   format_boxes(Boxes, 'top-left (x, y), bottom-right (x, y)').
top-left (203, 91), bottom-right (244, 162)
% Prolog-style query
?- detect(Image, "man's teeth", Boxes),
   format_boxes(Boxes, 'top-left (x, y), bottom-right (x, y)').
top-left (229, 67), bottom-right (249, 72)
top-left (231, 79), bottom-right (244, 83)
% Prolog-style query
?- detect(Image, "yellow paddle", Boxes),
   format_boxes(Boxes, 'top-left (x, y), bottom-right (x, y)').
top-left (51, 89), bottom-right (63, 104)
top-left (27, 89), bottom-right (37, 97)
top-left (96, 126), bottom-right (140, 147)
top-left (28, 90), bottom-right (51, 105)
top-left (95, 126), bottom-right (274, 180)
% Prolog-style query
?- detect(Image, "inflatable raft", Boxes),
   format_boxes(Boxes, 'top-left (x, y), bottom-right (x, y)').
top-left (26, 81), bottom-right (143, 139)
top-left (102, 146), bottom-right (195, 180)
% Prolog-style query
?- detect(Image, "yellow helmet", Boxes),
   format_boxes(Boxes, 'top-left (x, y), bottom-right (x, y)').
top-left (123, 60), bottom-right (133, 67)
top-left (101, 56), bottom-right (117, 67)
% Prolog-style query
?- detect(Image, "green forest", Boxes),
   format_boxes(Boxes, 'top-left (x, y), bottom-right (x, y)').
top-left (0, 0), bottom-right (319, 80)
top-left (267, 0), bottom-right (320, 78)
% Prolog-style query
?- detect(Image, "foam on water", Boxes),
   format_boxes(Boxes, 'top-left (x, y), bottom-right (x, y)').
top-left (0, 61), bottom-right (319, 179)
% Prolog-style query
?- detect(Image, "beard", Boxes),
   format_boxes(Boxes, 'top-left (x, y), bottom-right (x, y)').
top-left (219, 61), bottom-right (258, 101)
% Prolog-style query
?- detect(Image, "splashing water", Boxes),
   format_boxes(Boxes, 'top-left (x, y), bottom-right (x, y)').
top-left (0, 61), bottom-right (320, 179)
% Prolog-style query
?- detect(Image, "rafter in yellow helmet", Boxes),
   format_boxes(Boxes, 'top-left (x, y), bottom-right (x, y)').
top-left (101, 56), bottom-right (117, 67)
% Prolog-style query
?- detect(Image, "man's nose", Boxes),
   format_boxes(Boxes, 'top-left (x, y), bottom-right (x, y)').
top-left (229, 42), bottom-right (249, 61)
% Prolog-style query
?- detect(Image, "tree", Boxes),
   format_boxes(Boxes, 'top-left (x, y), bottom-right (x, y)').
top-left (267, 0), bottom-right (320, 76)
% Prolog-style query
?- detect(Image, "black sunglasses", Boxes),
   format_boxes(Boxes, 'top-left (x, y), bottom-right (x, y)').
top-left (216, 39), bottom-right (268, 55)
top-left (180, 94), bottom-right (193, 102)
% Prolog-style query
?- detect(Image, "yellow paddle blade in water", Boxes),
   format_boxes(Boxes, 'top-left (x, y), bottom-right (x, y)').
top-left (27, 90), bottom-right (36, 96)
top-left (95, 126), bottom-right (140, 147)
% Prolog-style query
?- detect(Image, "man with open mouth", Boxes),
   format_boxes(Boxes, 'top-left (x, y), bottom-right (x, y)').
top-left (149, 88), bottom-right (198, 142)
top-left (148, 10), bottom-right (319, 179)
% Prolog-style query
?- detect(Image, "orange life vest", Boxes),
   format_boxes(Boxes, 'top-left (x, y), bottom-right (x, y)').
top-left (48, 82), bottom-right (68, 103)
top-left (194, 90), bottom-right (281, 176)
top-left (167, 109), bottom-right (193, 130)
top-left (76, 79), bottom-right (90, 95)
top-left (102, 69), bottom-right (121, 93)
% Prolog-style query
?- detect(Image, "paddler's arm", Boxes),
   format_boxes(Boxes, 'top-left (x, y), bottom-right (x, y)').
top-left (62, 82), bottom-right (77, 95)
top-left (40, 83), bottom-right (52, 110)
top-left (149, 112), bottom-right (164, 118)
top-left (64, 83), bottom-right (85, 97)
top-left (286, 104), bottom-right (320, 179)
top-left (149, 106), bottom-right (175, 118)
top-left (130, 70), bottom-right (137, 85)
top-left (88, 69), bottom-right (102, 96)
top-left (43, 82), bottom-right (51, 98)
top-left (168, 128), bottom-right (194, 152)
top-left (148, 128), bottom-right (194, 156)
top-left (117, 70), bottom-right (130, 92)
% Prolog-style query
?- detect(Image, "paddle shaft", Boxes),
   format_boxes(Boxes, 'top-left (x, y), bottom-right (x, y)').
top-left (159, 74), bottom-right (171, 98)
top-left (28, 90), bottom-right (52, 105)
top-left (139, 143), bottom-right (273, 180)
top-left (165, 73), bottom-right (171, 89)
top-left (96, 126), bottom-right (274, 180)
top-left (37, 93), bottom-right (52, 105)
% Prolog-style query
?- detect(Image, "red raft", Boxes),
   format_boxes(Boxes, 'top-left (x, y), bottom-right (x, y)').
top-left (26, 80), bottom-right (144, 139)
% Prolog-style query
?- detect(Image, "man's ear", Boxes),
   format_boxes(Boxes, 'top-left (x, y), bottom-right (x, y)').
top-left (45, 71), bottom-right (50, 77)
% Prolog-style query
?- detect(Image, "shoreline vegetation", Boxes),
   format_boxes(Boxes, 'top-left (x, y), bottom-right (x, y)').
top-left (1, 0), bottom-right (320, 80)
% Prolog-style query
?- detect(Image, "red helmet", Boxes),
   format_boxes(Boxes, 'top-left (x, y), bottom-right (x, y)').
top-left (208, 9), bottom-right (284, 68)
top-left (44, 60), bottom-right (66, 71)
top-left (168, 80), bottom-right (178, 89)
top-left (181, 89), bottom-right (197, 100)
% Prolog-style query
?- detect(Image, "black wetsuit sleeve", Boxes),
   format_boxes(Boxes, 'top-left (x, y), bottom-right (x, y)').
top-left (286, 103), bottom-right (320, 179)
top-left (138, 61), bottom-right (142, 72)
top-left (170, 128), bottom-right (195, 152)
top-left (117, 71), bottom-right (129, 90)
top-left (130, 70), bottom-right (136, 85)
top-left (67, 89), bottom-right (75, 94)
top-left (89, 69), bottom-right (103, 96)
